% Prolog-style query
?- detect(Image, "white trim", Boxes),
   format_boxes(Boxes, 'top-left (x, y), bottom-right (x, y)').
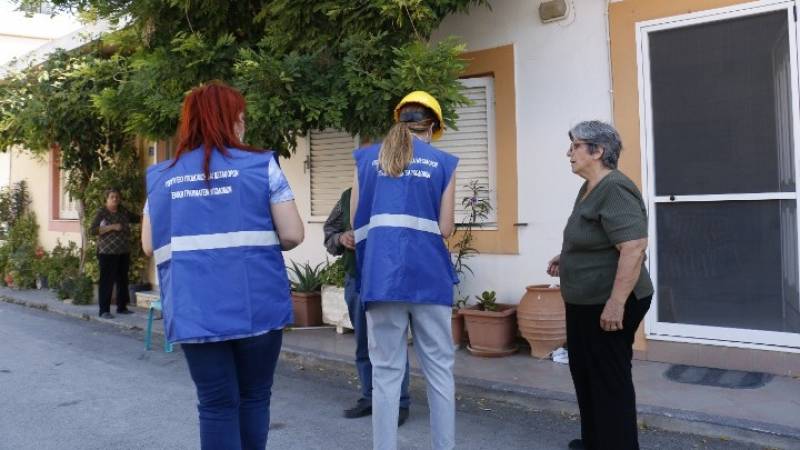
top-left (638, 1), bottom-right (800, 349)
top-left (653, 192), bottom-right (797, 203)
top-left (154, 244), bottom-right (172, 266)
top-left (154, 230), bottom-right (279, 265)
top-left (647, 333), bottom-right (800, 353)
top-left (636, 0), bottom-right (792, 31)
top-left (354, 213), bottom-right (441, 243)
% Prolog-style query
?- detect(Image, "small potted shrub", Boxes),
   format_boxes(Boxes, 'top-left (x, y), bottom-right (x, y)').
top-left (460, 290), bottom-right (518, 357)
top-left (288, 261), bottom-right (325, 327)
top-left (449, 180), bottom-right (494, 348)
top-left (320, 258), bottom-right (352, 332)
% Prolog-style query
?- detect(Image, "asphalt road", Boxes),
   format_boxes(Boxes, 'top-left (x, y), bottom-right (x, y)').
top-left (0, 302), bottom-right (759, 450)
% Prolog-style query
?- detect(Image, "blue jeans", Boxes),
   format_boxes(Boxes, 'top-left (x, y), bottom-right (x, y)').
top-left (182, 330), bottom-right (283, 450)
top-left (345, 274), bottom-right (410, 408)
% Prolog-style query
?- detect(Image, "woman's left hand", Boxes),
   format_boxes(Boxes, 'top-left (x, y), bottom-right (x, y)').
top-left (600, 299), bottom-right (625, 332)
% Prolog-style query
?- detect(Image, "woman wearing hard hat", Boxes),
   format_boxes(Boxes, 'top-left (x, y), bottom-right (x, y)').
top-left (350, 91), bottom-right (459, 450)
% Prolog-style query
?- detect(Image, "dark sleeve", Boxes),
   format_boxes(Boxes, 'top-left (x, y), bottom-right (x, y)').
top-left (323, 199), bottom-right (346, 256)
top-left (599, 181), bottom-right (649, 245)
top-left (89, 209), bottom-right (104, 236)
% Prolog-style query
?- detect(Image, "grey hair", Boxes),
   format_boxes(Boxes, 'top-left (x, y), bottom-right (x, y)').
top-left (568, 121), bottom-right (622, 169)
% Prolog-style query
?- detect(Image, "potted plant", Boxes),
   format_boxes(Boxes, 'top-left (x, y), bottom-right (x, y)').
top-left (518, 284), bottom-right (566, 358)
top-left (320, 257), bottom-right (352, 333)
top-left (288, 260), bottom-right (325, 327)
top-left (449, 180), bottom-right (493, 348)
top-left (461, 290), bottom-right (518, 357)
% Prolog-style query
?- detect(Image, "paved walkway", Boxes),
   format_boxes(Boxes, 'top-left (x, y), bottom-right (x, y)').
top-left (2, 287), bottom-right (799, 449)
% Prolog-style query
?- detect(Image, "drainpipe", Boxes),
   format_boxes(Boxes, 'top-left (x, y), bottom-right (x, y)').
top-left (605, 0), bottom-right (615, 122)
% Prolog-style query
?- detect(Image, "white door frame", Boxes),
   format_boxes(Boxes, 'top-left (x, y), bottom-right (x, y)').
top-left (636, 0), bottom-right (800, 352)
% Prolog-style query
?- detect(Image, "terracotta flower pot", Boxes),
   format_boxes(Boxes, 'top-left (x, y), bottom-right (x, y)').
top-left (461, 304), bottom-right (518, 357)
top-left (291, 291), bottom-right (322, 327)
top-left (517, 284), bottom-right (566, 358)
top-left (451, 309), bottom-right (466, 348)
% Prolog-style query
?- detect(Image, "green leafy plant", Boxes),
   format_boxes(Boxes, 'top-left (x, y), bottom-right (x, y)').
top-left (1, 210), bottom-right (39, 289)
top-left (47, 240), bottom-right (81, 295)
top-left (474, 290), bottom-right (498, 312)
top-left (449, 179), bottom-right (493, 309)
top-left (288, 261), bottom-right (325, 293)
top-left (320, 257), bottom-right (347, 288)
top-left (0, 180), bottom-right (32, 238)
top-left (70, 274), bottom-right (95, 305)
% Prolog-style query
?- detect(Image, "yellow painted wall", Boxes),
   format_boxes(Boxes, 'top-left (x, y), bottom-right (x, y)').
top-left (8, 148), bottom-right (81, 250)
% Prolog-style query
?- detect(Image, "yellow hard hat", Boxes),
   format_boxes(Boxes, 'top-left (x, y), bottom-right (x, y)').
top-left (394, 91), bottom-right (445, 141)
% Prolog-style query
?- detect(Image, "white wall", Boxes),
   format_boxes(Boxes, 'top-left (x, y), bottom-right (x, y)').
top-left (283, 0), bottom-right (614, 304)
top-left (429, 0), bottom-right (614, 303)
top-left (0, 1), bottom-right (82, 66)
top-left (283, 138), bottom-right (332, 268)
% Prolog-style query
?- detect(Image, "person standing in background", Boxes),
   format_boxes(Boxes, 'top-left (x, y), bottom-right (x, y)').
top-left (90, 188), bottom-right (139, 318)
top-left (323, 187), bottom-right (411, 425)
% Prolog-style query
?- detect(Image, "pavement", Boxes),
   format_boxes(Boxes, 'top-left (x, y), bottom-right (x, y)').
top-left (1, 286), bottom-right (799, 449)
top-left (1, 301), bottom-right (764, 450)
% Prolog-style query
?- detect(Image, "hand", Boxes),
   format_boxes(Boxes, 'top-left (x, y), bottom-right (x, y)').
top-left (546, 254), bottom-right (560, 277)
top-left (600, 299), bottom-right (625, 332)
top-left (339, 230), bottom-right (355, 250)
top-left (112, 223), bottom-right (123, 231)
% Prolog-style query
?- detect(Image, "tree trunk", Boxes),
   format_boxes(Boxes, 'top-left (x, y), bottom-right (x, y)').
top-left (78, 196), bottom-right (87, 273)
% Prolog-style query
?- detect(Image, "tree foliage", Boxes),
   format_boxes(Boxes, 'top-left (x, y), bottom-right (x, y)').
top-left (1, 0), bottom-right (490, 269)
top-left (12, 0), bottom-right (489, 153)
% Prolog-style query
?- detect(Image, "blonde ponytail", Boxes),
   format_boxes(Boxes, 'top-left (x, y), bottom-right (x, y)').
top-left (379, 122), bottom-right (414, 177)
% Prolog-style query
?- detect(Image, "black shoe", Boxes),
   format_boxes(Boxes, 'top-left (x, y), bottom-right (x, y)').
top-left (398, 407), bottom-right (409, 426)
top-left (568, 439), bottom-right (585, 449)
top-left (343, 399), bottom-right (372, 418)
top-left (116, 309), bottom-right (134, 315)
top-left (99, 312), bottom-right (115, 319)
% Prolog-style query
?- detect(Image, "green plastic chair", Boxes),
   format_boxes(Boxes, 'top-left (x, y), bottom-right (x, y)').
top-left (144, 299), bottom-right (173, 352)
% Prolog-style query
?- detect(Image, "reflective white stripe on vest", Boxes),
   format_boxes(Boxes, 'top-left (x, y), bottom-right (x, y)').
top-left (354, 214), bottom-right (441, 243)
top-left (153, 230), bottom-right (279, 265)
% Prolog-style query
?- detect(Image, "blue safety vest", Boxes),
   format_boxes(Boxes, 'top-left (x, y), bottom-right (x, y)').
top-left (146, 148), bottom-right (292, 343)
top-left (353, 138), bottom-right (459, 306)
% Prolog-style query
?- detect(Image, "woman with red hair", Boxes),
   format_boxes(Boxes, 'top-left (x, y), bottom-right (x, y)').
top-left (141, 81), bottom-right (303, 449)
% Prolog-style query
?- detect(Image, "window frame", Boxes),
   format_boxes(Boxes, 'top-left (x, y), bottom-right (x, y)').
top-left (636, 0), bottom-right (800, 350)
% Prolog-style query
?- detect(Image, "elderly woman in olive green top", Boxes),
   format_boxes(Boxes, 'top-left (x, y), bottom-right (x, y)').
top-left (547, 121), bottom-right (653, 450)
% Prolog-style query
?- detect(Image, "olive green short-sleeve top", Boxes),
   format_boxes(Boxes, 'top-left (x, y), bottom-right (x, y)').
top-left (559, 170), bottom-right (654, 305)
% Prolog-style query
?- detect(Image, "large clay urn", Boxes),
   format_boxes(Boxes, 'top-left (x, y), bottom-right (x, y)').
top-left (517, 285), bottom-right (566, 358)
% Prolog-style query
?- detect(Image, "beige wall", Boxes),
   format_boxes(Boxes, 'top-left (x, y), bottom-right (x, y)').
top-left (9, 148), bottom-right (81, 250)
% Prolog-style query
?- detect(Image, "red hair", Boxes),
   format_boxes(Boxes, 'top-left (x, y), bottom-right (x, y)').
top-left (171, 81), bottom-right (263, 180)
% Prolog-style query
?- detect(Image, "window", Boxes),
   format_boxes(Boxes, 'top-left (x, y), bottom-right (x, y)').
top-left (437, 77), bottom-right (497, 224)
top-left (308, 129), bottom-right (359, 218)
top-left (58, 169), bottom-right (78, 220)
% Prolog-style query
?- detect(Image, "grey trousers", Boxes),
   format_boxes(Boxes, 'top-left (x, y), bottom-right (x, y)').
top-left (366, 302), bottom-right (455, 450)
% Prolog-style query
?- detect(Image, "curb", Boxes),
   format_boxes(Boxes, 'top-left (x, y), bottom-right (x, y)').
top-left (280, 343), bottom-right (800, 449)
top-left (4, 294), bottom-right (800, 449)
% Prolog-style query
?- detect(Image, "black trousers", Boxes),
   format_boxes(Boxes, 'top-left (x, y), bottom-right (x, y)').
top-left (566, 294), bottom-right (652, 450)
top-left (97, 253), bottom-right (131, 314)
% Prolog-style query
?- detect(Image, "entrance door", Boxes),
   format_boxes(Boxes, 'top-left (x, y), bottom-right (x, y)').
top-left (638, 2), bottom-right (800, 349)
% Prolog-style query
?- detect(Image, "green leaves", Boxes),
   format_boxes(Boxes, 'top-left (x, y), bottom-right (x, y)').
top-left (4, 0), bottom-right (489, 157)
top-left (288, 260), bottom-right (326, 293)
